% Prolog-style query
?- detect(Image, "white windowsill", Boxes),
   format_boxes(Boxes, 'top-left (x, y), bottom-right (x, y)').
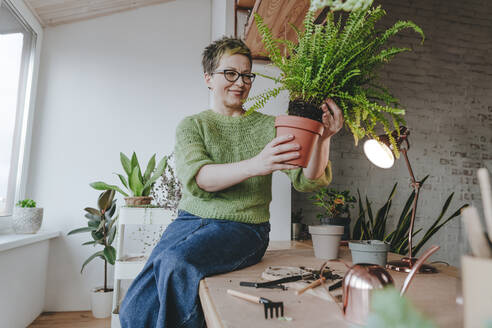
top-left (0, 230), bottom-right (60, 252)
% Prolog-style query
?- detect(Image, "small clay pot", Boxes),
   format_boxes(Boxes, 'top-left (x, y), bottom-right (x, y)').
top-left (124, 196), bottom-right (152, 206)
top-left (275, 115), bottom-right (324, 168)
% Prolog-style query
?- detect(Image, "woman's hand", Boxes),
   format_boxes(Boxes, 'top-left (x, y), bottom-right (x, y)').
top-left (320, 98), bottom-right (344, 139)
top-left (248, 135), bottom-right (300, 176)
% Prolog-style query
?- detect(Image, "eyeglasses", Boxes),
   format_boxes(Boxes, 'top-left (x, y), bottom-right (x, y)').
top-left (212, 69), bottom-right (256, 84)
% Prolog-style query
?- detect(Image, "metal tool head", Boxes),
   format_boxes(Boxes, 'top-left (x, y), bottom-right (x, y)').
top-left (259, 297), bottom-right (284, 319)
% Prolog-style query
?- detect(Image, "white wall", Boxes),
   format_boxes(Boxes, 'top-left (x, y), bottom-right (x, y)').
top-left (29, 0), bottom-right (211, 310)
top-left (0, 241), bottom-right (50, 328)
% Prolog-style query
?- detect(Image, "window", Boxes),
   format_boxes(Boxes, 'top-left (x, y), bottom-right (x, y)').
top-left (0, 0), bottom-right (37, 216)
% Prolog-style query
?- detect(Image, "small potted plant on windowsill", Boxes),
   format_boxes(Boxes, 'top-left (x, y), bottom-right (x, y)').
top-left (246, 0), bottom-right (424, 166)
top-left (68, 190), bottom-right (118, 319)
top-left (12, 199), bottom-right (43, 234)
top-left (90, 152), bottom-right (168, 206)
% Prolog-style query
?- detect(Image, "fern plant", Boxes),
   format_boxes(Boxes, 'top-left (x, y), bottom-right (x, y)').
top-left (246, 0), bottom-right (424, 156)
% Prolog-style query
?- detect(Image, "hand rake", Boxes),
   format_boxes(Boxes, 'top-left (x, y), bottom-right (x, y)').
top-left (226, 289), bottom-right (284, 319)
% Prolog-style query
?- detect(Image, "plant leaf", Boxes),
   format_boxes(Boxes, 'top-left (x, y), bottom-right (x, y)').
top-left (98, 190), bottom-right (115, 212)
top-left (130, 152), bottom-right (143, 182)
top-left (84, 207), bottom-right (101, 216)
top-left (84, 213), bottom-right (100, 221)
top-left (130, 166), bottom-right (144, 196)
top-left (90, 181), bottom-right (129, 197)
top-left (143, 154), bottom-right (156, 182)
top-left (142, 156), bottom-right (168, 193)
top-left (115, 173), bottom-right (129, 190)
top-left (80, 250), bottom-right (104, 274)
top-left (108, 226), bottom-right (117, 246)
top-left (68, 226), bottom-right (97, 235)
top-left (120, 152), bottom-right (132, 176)
top-left (103, 246), bottom-right (117, 265)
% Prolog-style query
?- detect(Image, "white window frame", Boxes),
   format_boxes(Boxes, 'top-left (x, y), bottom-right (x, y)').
top-left (0, 0), bottom-right (42, 219)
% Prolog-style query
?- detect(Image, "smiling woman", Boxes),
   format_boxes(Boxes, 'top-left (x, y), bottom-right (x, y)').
top-left (118, 36), bottom-right (340, 328)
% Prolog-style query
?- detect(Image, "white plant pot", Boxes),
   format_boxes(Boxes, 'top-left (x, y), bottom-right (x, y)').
top-left (90, 286), bottom-right (114, 319)
top-left (309, 225), bottom-right (344, 260)
top-left (12, 207), bottom-right (43, 234)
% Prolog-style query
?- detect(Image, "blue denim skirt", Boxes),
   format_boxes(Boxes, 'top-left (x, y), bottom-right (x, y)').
top-left (119, 209), bottom-right (270, 328)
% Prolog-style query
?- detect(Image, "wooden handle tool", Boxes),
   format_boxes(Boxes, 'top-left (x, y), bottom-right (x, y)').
top-left (226, 289), bottom-right (261, 303)
top-left (296, 277), bottom-right (326, 295)
top-left (227, 289), bottom-right (285, 319)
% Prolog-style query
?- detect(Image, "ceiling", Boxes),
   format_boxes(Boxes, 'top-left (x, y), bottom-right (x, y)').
top-left (23, 0), bottom-right (174, 27)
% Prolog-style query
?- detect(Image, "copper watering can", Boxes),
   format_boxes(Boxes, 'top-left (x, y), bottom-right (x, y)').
top-left (342, 245), bottom-right (440, 325)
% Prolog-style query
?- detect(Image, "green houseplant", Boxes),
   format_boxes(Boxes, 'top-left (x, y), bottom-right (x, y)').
top-left (246, 0), bottom-right (424, 161)
top-left (12, 198), bottom-right (43, 234)
top-left (68, 190), bottom-right (118, 318)
top-left (310, 188), bottom-right (356, 240)
top-left (352, 176), bottom-right (468, 256)
top-left (90, 152), bottom-right (168, 206)
top-left (309, 188), bottom-right (355, 260)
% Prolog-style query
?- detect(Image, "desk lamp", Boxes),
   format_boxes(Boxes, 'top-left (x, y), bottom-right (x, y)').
top-left (363, 126), bottom-right (437, 274)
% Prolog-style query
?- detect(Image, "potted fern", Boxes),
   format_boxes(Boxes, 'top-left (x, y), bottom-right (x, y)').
top-left (90, 152), bottom-right (168, 206)
top-left (246, 0), bottom-right (424, 165)
top-left (68, 190), bottom-right (118, 318)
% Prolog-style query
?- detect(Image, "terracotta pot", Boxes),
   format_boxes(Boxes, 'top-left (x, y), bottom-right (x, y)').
top-left (274, 115), bottom-right (324, 168)
top-left (124, 196), bottom-right (152, 206)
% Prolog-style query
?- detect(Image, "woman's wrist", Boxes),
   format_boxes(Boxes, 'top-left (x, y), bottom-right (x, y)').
top-left (243, 157), bottom-right (258, 179)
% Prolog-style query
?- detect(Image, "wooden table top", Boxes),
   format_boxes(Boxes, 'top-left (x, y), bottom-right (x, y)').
top-left (199, 241), bottom-right (462, 328)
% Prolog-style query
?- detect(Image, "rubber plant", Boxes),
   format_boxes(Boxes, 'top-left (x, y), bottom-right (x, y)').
top-left (90, 152), bottom-right (168, 206)
top-left (246, 0), bottom-right (425, 157)
top-left (68, 190), bottom-right (118, 292)
top-left (352, 176), bottom-right (469, 256)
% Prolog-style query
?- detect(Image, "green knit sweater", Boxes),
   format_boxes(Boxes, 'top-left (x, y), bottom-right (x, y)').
top-left (174, 109), bottom-right (332, 224)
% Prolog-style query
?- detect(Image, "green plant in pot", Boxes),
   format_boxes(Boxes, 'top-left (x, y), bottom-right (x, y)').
top-left (350, 176), bottom-right (468, 266)
top-left (67, 190), bottom-right (118, 318)
top-left (12, 198), bottom-right (43, 234)
top-left (308, 188), bottom-right (355, 260)
top-left (90, 152), bottom-right (168, 206)
top-left (311, 188), bottom-right (356, 240)
top-left (246, 0), bottom-right (424, 166)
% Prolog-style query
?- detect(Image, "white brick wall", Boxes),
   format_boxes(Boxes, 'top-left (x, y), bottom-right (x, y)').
top-left (293, 0), bottom-right (492, 266)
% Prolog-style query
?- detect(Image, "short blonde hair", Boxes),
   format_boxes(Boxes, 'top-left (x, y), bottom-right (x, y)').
top-left (201, 36), bottom-right (252, 74)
